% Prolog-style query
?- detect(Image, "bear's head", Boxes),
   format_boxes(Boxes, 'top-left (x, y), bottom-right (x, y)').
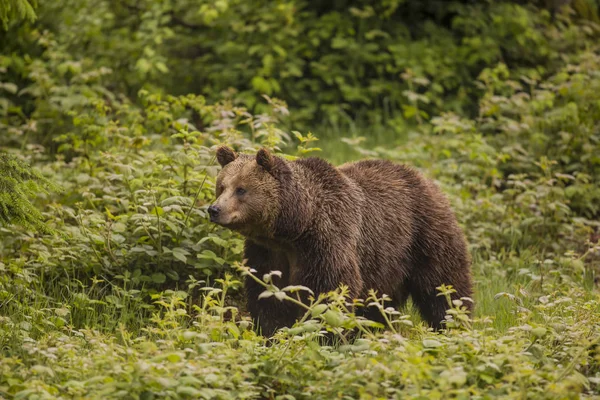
top-left (209, 146), bottom-right (289, 238)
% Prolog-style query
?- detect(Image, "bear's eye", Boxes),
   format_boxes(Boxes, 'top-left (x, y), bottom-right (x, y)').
top-left (235, 187), bottom-right (246, 196)
top-left (218, 185), bottom-right (225, 193)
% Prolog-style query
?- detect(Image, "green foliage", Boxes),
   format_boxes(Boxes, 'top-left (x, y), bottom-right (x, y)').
top-left (0, 94), bottom-right (294, 330)
top-left (2, 0), bottom-right (599, 134)
top-left (1, 0), bottom-right (600, 398)
top-left (0, 0), bottom-right (36, 29)
top-left (0, 152), bottom-right (57, 232)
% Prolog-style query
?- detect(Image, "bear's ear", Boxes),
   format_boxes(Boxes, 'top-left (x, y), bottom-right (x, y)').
top-left (216, 146), bottom-right (237, 167)
top-left (256, 148), bottom-right (275, 172)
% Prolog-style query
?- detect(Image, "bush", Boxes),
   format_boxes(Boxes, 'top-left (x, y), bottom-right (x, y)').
top-left (2, 1), bottom-right (599, 134)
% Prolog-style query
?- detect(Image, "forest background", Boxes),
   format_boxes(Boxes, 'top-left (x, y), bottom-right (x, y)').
top-left (1, 0), bottom-right (600, 398)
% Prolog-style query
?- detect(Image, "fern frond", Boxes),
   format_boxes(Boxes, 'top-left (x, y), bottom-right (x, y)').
top-left (0, 0), bottom-right (37, 30)
top-left (0, 152), bottom-right (59, 233)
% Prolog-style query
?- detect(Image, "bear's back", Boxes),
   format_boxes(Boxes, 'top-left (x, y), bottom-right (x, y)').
top-left (338, 159), bottom-right (423, 200)
top-left (337, 159), bottom-right (466, 296)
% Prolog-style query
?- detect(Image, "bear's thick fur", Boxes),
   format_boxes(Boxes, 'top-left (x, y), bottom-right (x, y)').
top-left (210, 146), bottom-right (473, 336)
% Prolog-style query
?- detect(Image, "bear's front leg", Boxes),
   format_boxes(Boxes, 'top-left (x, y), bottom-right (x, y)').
top-left (244, 241), bottom-right (301, 337)
top-left (296, 237), bottom-right (364, 302)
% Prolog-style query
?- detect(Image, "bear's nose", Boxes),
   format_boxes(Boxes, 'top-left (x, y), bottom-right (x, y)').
top-left (208, 204), bottom-right (220, 221)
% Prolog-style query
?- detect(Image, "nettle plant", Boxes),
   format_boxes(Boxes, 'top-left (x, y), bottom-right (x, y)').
top-left (477, 54), bottom-right (600, 221)
top-left (233, 263), bottom-right (473, 343)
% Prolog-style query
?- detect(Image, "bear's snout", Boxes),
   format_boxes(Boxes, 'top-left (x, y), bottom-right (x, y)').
top-left (208, 204), bottom-right (221, 222)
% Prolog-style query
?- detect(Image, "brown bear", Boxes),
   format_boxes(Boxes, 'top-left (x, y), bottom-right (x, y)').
top-left (209, 146), bottom-right (473, 336)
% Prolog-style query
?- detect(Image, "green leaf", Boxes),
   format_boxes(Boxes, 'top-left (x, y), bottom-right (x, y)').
top-left (422, 339), bottom-right (443, 348)
top-left (151, 273), bottom-right (166, 284)
top-left (311, 304), bottom-right (328, 317)
top-left (177, 386), bottom-right (203, 396)
top-left (172, 247), bottom-right (189, 263)
top-left (156, 62), bottom-right (169, 74)
top-left (322, 310), bottom-right (344, 328)
top-left (251, 76), bottom-right (272, 95)
top-left (258, 291), bottom-right (273, 299)
top-left (136, 58), bottom-right (151, 74)
top-left (150, 206), bottom-right (164, 216)
top-left (274, 291), bottom-right (287, 301)
top-left (531, 327), bottom-right (547, 338)
top-left (0, 82), bottom-right (18, 93)
top-left (166, 353), bottom-right (182, 363)
top-left (197, 250), bottom-right (225, 265)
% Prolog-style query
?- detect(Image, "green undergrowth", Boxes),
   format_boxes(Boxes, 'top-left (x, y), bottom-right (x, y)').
top-left (1, 4), bottom-right (600, 397)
